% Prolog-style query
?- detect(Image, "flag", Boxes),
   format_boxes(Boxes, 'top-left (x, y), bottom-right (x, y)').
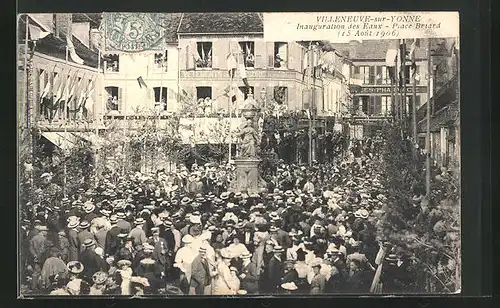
top-left (40, 79), bottom-right (50, 101)
top-left (302, 51), bottom-right (309, 82)
top-left (226, 53), bottom-right (238, 79)
top-left (409, 38), bottom-right (420, 59)
top-left (224, 86), bottom-right (237, 103)
top-left (237, 53), bottom-right (250, 88)
top-left (28, 23), bottom-right (50, 41)
top-left (66, 34), bottom-right (85, 65)
top-left (385, 49), bottom-right (398, 66)
top-left (137, 76), bottom-right (148, 88)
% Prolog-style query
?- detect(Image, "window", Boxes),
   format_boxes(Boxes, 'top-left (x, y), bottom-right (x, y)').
top-left (196, 86), bottom-right (212, 100)
top-left (371, 96), bottom-right (382, 115)
top-left (196, 42), bottom-right (212, 68)
top-left (239, 41), bottom-right (255, 68)
top-left (359, 66), bottom-right (370, 84)
top-left (153, 87), bottom-right (168, 111)
top-left (154, 51), bottom-right (168, 71)
top-left (359, 96), bottom-right (369, 114)
top-left (272, 42), bottom-right (288, 68)
top-left (105, 86), bottom-right (119, 111)
top-left (238, 86), bottom-right (255, 100)
top-left (273, 86), bottom-right (288, 105)
top-left (104, 54), bottom-right (119, 72)
top-left (381, 96), bottom-right (392, 115)
top-left (381, 65), bottom-right (390, 84)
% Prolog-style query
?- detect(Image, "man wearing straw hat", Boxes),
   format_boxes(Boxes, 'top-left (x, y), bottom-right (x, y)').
top-left (77, 220), bottom-right (94, 253)
top-left (129, 217), bottom-right (147, 248)
top-left (266, 245), bottom-right (285, 293)
top-left (189, 243), bottom-right (213, 295)
top-left (174, 235), bottom-right (195, 294)
top-left (105, 215), bottom-right (121, 256)
top-left (239, 252), bottom-right (259, 294)
top-left (66, 216), bottom-right (80, 261)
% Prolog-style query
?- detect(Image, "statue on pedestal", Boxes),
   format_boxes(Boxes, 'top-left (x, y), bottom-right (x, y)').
top-left (238, 118), bottom-right (259, 158)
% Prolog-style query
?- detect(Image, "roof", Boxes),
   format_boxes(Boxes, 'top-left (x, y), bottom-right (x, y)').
top-left (161, 13), bottom-right (183, 42)
top-left (72, 13), bottom-right (102, 28)
top-left (19, 15), bottom-right (99, 68)
top-left (178, 12), bottom-right (263, 34)
top-left (326, 40), bottom-right (427, 61)
top-left (34, 33), bottom-right (99, 68)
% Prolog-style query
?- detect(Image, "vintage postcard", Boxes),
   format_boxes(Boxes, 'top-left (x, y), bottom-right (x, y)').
top-left (17, 12), bottom-right (460, 296)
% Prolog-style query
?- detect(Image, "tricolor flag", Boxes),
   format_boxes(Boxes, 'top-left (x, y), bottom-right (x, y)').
top-left (223, 86), bottom-right (237, 103)
top-left (137, 76), bottom-right (148, 89)
top-left (302, 50), bottom-right (309, 82)
top-left (237, 53), bottom-right (250, 88)
top-left (66, 34), bottom-right (84, 65)
top-left (226, 53), bottom-right (238, 79)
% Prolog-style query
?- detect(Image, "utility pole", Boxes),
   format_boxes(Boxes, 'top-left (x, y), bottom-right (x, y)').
top-left (425, 38), bottom-right (432, 198)
top-left (307, 43), bottom-right (314, 166)
top-left (401, 39), bottom-right (407, 132)
top-left (411, 39), bottom-right (418, 148)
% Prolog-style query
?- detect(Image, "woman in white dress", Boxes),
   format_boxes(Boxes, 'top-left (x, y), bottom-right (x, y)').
top-left (212, 249), bottom-right (238, 295)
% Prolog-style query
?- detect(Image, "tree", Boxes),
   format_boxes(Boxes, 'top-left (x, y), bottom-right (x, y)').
top-left (377, 123), bottom-right (460, 293)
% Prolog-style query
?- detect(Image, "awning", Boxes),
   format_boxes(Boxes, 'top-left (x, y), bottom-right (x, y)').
top-left (72, 132), bottom-right (105, 149)
top-left (41, 132), bottom-right (84, 151)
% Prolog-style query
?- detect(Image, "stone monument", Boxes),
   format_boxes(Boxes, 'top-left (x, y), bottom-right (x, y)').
top-left (229, 89), bottom-right (267, 194)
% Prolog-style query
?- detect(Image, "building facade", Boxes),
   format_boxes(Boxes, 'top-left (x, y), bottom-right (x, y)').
top-left (19, 14), bottom-right (103, 151)
top-left (416, 38), bottom-right (459, 170)
top-left (177, 13), bottom-right (320, 115)
top-left (100, 13), bottom-right (182, 116)
top-left (332, 40), bottom-right (429, 138)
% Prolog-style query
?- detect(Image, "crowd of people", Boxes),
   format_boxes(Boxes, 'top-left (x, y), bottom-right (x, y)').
top-left (20, 135), bottom-right (415, 296)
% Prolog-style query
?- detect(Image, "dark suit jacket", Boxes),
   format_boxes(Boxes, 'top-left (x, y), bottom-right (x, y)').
top-left (267, 256), bottom-right (284, 290)
top-left (80, 249), bottom-right (107, 280)
top-left (67, 229), bottom-right (79, 261)
top-left (77, 230), bottom-right (94, 252)
top-left (240, 262), bottom-right (259, 294)
top-left (238, 231), bottom-right (255, 253)
top-left (190, 254), bottom-right (212, 295)
top-left (105, 226), bottom-right (121, 256)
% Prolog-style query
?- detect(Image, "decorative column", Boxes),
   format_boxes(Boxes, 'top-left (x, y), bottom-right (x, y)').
top-left (228, 89), bottom-right (267, 194)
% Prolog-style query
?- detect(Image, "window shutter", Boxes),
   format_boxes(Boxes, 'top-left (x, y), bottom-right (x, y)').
top-left (288, 43), bottom-right (301, 71)
top-left (267, 42), bottom-right (275, 67)
top-left (374, 96), bottom-right (382, 115)
top-left (186, 43), bottom-right (195, 70)
top-left (118, 87), bottom-right (123, 112)
top-left (314, 88), bottom-right (323, 112)
top-left (214, 41), bottom-right (228, 70)
top-left (164, 50), bottom-right (168, 72)
top-left (254, 40), bottom-right (267, 68)
top-left (376, 66), bottom-right (382, 85)
top-left (302, 89), bottom-right (311, 110)
top-left (369, 66), bottom-right (375, 84)
top-left (354, 66), bottom-right (360, 75)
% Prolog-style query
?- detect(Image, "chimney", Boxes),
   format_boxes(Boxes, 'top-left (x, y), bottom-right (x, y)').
top-left (348, 40), bottom-right (360, 59)
top-left (54, 13), bottom-right (72, 38)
